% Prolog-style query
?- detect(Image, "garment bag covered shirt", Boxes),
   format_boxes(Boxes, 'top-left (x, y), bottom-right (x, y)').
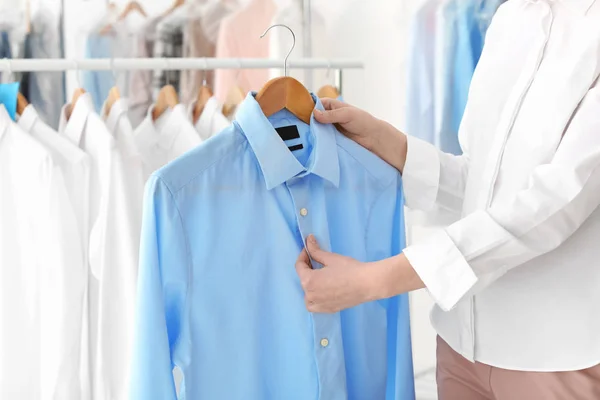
top-left (0, 105), bottom-right (84, 399)
top-left (130, 94), bottom-right (415, 400)
top-left (403, 0), bottom-right (600, 370)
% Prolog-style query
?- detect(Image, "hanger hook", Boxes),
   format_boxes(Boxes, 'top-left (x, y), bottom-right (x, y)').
top-left (260, 24), bottom-right (295, 77)
top-left (202, 57), bottom-right (208, 86)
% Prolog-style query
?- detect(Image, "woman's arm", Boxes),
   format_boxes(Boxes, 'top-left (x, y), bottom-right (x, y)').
top-left (301, 82), bottom-right (600, 313)
top-left (314, 99), bottom-right (470, 214)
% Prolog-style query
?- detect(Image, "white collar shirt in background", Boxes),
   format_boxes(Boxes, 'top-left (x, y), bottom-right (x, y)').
top-left (403, 0), bottom-right (600, 371)
top-left (59, 93), bottom-right (141, 399)
top-left (268, 0), bottom-right (330, 91)
top-left (188, 96), bottom-right (230, 141)
top-left (134, 104), bottom-right (201, 180)
top-left (0, 105), bottom-right (85, 399)
top-left (99, 98), bottom-right (144, 400)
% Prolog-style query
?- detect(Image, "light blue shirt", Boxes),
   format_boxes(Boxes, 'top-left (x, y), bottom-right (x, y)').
top-left (130, 94), bottom-right (415, 400)
top-left (0, 82), bottom-right (19, 120)
top-left (452, 0), bottom-right (504, 137)
top-left (83, 33), bottom-right (113, 112)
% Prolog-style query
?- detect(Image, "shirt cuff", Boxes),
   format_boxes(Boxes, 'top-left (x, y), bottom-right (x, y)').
top-left (403, 230), bottom-right (478, 311)
top-left (403, 135), bottom-right (441, 211)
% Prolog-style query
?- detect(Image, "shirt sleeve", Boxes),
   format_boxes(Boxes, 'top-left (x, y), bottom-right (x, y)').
top-left (129, 175), bottom-right (190, 400)
top-left (403, 134), bottom-right (470, 214)
top-left (404, 80), bottom-right (600, 312)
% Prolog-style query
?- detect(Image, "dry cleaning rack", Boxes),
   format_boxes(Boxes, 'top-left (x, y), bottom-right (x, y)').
top-left (0, 58), bottom-right (364, 94)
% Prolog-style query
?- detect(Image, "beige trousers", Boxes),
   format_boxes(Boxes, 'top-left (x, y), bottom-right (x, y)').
top-left (436, 336), bottom-right (600, 400)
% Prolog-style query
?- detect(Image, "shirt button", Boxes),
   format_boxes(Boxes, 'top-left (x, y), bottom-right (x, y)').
top-left (300, 208), bottom-right (308, 217)
top-left (320, 338), bottom-right (329, 348)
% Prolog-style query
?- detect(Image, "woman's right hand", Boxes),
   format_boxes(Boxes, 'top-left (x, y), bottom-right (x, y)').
top-left (314, 98), bottom-right (408, 173)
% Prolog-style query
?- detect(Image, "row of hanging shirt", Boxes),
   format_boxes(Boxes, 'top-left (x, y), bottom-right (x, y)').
top-left (0, 2), bottom-right (66, 129)
top-left (83, 0), bottom-right (332, 129)
top-left (0, 67), bottom-right (228, 398)
top-left (406, 0), bottom-right (506, 155)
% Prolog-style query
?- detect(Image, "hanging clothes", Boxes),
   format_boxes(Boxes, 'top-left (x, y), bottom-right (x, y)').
top-left (130, 93), bottom-right (415, 400)
top-left (0, 82), bottom-right (19, 119)
top-left (180, 0), bottom-right (234, 104)
top-left (59, 93), bottom-right (143, 400)
top-left (214, 0), bottom-right (277, 103)
top-left (406, 0), bottom-right (504, 155)
top-left (152, 7), bottom-right (187, 97)
top-left (0, 104), bottom-right (85, 399)
top-left (23, 7), bottom-right (66, 129)
top-left (187, 96), bottom-right (229, 140)
top-left (133, 104), bottom-right (201, 181)
top-left (128, 16), bottom-right (162, 128)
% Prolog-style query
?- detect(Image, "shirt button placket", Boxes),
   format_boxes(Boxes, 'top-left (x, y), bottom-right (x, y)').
top-left (286, 178), bottom-right (347, 400)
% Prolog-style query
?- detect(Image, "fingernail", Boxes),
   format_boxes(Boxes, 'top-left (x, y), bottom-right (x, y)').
top-left (314, 109), bottom-right (323, 116)
top-left (308, 235), bottom-right (317, 244)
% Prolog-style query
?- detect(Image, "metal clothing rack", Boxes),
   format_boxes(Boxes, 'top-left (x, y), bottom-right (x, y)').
top-left (0, 57), bottom-right (363, 92)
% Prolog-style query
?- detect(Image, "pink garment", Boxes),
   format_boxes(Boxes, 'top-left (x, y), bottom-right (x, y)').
top-left (214, 0), bottom-right (276, 103)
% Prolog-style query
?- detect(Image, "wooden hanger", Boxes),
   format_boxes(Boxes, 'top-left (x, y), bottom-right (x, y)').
top-left (152, 85), bottom-right (179, 121)
top-left (104, 87), bottom-right (121, 117)
top-left (317, 84), bottom-right (339, 100)
top-left (161, 0), bottom-right (185, 18)
top-left (193, 85), bottom-right (213, 124)
top-left (255, 25), bottom-right (314, 125)
top-left (118, 1), bottom-right (147, 20)
top-left (222, 85), bottom-right (245, 118)
top-left (66, 88), bottom-right (86, 121)
top-left (16, 93), bottom-right (29, 116)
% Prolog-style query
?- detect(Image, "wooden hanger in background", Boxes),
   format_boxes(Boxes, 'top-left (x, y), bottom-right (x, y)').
top-left (118, 1), bottom-right (147, 20)
top-left (104, 87), bottom-right (121, 118)
top-left (16, 93), bottom-right (29, 116)
top-left (66, 88), bottom-right (86, 121)
top-left (152, 85), bottom-right (179, 121)
top-left (222, 85), bottom-right (244, 118)
top-left (317, 84), bottom-right (339, 100)
top-left (162, 0), bottom-right (185, 18)
top-left (193, 85), bottom-right (213, 124)
top-left (255, 25), bottom-right (315, 125)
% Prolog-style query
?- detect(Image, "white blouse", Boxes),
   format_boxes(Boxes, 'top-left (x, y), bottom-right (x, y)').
top-left (403, 0), bottom-right (600, 371)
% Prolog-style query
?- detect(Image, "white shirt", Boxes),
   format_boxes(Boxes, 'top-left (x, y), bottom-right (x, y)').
top-left (188, 96), bottom-right (230, 141)
top-left (59, 94), bottom-right (142, 399)
top-left (134, 104), bottom-right (201, 180)
top-left (403, 0), bottom-right (600, 371)
top-left (0, 105), bottom-right (85, 399)
top-left (268, 0), bottom-right (331, 91)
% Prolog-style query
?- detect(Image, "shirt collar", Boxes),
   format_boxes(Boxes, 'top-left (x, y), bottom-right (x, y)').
top-left (525, 0), bottom-right (596, 15)
top-left (235, 92), bottom-right (340, 191)
top-left (139, 104), bottom-right (186, 150)
top-left (17, 104), bottom-right (38, 133)
top-left (191, 96), bottom-right (222, 140)
top-left (59, 93), bottom-right (94, 146)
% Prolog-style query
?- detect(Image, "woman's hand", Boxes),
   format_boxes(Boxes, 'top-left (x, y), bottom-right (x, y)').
top-left (295, 235), bottom-right (425, 313)
top-left (314, 98), bottom-right (409, 173)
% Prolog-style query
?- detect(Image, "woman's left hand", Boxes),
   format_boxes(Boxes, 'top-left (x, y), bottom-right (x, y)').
top-left (295, 235), bottom-right (384, 313)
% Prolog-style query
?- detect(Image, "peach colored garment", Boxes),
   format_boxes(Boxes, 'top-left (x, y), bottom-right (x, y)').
top-left (214, 0), bottom-right (276, 103)
top-left (436, 336), bottom-right (600, 400)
